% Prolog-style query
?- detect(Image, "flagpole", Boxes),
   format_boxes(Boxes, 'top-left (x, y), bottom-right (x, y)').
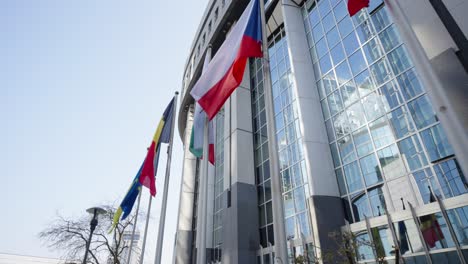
top-left (383, 209), bottom-right (405, 264)
top-left (127, 189), bottom-right (142, 264)
top-left (196, 117), bottom-right (210, 264)
top-left (259, 0), bottom-right (289, 262)
top-left (154, 92), bottom-right (179, 264)
top-left (407, 202), bottom-right (432, 264)
top-left (139, 195), bottom-right (153, 264)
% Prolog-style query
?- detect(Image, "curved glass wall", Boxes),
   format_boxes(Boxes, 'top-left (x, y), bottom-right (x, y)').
top-left (302, 0), bottom-right (467, 224)
top-left (212, 109), bottom-right (225, 262)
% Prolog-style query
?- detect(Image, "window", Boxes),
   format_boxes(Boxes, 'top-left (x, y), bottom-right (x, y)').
top-left (344, 161), bottom-right (363, 193)
top-left (420, 124), bottom-right (453, 162)
top-left (407, 95), bottom-right (437, 129)
top-left (434, 159), bottom-right (467, 198)
top-left (418, 212), bottom-right (455, 250)
top-left (398, 135), bottom-right (427, 172)
top-left (360, 154), bottom-right (382, 186)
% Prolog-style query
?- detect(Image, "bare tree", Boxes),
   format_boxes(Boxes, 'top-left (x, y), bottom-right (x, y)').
top-left (39, 205), bottom-right (141, 264)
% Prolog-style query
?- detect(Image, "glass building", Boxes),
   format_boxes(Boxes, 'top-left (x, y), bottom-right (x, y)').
top-left (174, 0), bottom-right (468, 263)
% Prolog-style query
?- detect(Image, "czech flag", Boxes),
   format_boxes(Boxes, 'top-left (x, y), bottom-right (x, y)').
top-left (348, 0), bottom-right (370, 16)
top-left (190, 0), bottom-right (263, 120)
top-left (139, 98), bottom-right (175, 196)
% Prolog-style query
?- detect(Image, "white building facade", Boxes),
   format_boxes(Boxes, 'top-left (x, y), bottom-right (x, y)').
top-left (173, 0), bottom-right (468, 263)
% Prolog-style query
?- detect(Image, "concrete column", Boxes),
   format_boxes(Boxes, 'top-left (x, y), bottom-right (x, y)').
top-left (173, 105), bottom-right (197, 264)
top-left (221, 66), bottom-right (260, 263)
top-left (281, 1), bottom-right (345, 261)
top-left (385, 0), bottom-right (468, 181)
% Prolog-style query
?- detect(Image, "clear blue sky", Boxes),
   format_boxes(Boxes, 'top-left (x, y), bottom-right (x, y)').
top-left (1, 1), bottom-right (207, 263)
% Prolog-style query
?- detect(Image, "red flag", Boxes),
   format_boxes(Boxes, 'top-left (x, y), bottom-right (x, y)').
top-left (348, 0), bottom-right (370, 16)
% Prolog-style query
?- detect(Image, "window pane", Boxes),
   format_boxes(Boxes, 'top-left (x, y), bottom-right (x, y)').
top-left (346, 101), bottom-right (366, 131)
top-left (370, 226), bottom-right (394, 257)
top-left (371, 6), bottom-right (391, 32)
top-left (407, 95), bottom-right (437, 129)
top-left (338, 135), bottom-right (356, 164)
top-left (387, 106), bottom-right (414, 139)
top-left (379, 25), bottom-right (401, 52)
top-left (326, 27), bottom-right (340, 49)
top-left (330, 142), bottom-right (341, 167)
top-left (356, 20), bottom-right (376, 44)
top-left (341, 80), bottom-right (359, 106)
top-left (355, 69), bottom-right (375, 96)
top-left (344, 161), bottom-right (363, 193)
top-left (360, 154), bottom-right (383, 186)
top-left (284, 192), bottom-right (294, 217)
top-left (369, 117), bottom-right (395, 149)
top-left (397, 68), bottom-right (424, 100)
top-left (330, 43), bottom-right (345, 66)
top-left (394, 219), bottom-right (425, 255)
top-left (343, 32), bottom-right (359, 56)
top-left (388, 45), bottom-right (412, 75)
top-left (434, 159), bottom-right (467, 198)
top-left (334, 1), bottom-right (348, 23)
top-left (319, 54), bottom-right (332, 75)
top-left (318, 0), bottom-right (331, 16)
top-left (294, 187), bottom-right (306, 212)
top-left (377, 144), bottom-right (407, 180)
top-left (353, 127), bottom-right (374, 157)
top-left (446, 206), bottom-right (468, 246)
top-left (349, 50), bottom-right (367, 76)
top-left (322, 12), bottom-right (335, 32)
top-left (368, 187), bottom-right (386, 217)
top-left (335, 61), bottom-right (352, 85)
top-left (379, 80), bottom-right (403, 111)
top-left (356, 232), bottom-right (375, 261)
top-left (323, 71), bottom-right (338, 95)
top-left (412, 168), bottom-right (442, 204)
top-left (370, 58), bottom-right (392, 86)
top-left (363, 37), bottom-right (384, 64)
top-left (336, 168), bottom-right (347, 195)
top-left (420, 124), bottom-right (454, 162)
top-left (352, 192), bottom-right (370, 222)
top-left (362, 92), bottom-right (386, 121)
top-left (334, 111), bottom-right (349, 138)
top-left (398, 135), bottom-right (428, 172)
top-left (315, 37), bottom-right (327, 58)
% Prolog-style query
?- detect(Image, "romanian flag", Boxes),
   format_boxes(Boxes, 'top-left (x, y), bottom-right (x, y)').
top-left (139, 98), bottom-right (175, 196)
top-left (420, 214), bottom-right (445, 248)
top-left (190, 0), bottom-right (263, 120)
top-left (348, 0), bottom-right (370, 16)
top-left (110, 165), bottom-right (143, 231)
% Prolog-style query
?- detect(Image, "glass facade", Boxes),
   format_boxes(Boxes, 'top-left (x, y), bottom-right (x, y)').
top-left (302, 0), bottom-right (467, 225)
top-left (251, 27), bottom-right (314, 262)
top-left (212, 109), bottom-right (225, 262)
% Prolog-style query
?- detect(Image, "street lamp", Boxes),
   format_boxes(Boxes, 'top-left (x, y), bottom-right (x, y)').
top-left (82, 207), bottom-right (106, 264)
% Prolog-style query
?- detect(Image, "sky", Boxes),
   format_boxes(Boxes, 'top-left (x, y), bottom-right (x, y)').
top-left (1, 0), bottom-right (207, 263)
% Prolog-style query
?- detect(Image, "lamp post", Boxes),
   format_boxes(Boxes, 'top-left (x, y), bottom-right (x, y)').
top-left (82, 207), bottom-right (106, 264)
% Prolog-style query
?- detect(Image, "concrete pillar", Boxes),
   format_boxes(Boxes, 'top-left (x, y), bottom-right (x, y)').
top-left (281, 1), bottom-right (345, 261)
top-left (221, 67), bottom-right (260, 263)
top-left (174, 105), bottom-right (197, 264)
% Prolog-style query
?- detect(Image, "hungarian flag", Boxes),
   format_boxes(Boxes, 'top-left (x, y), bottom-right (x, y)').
top-left (189, 104), bottom-right (216, 165)
top-left (190, 0), bottom-right (263, 120)
top-left (348, 0), bottom-right (370, 16)
top-left (139, 98), bottom-right (175, 196)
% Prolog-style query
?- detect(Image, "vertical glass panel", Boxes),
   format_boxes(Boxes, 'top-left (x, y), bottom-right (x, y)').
top-left (346, 102), bottom-right (366, 131)
top-left (349, 50), bottom-right (367, 76)
top-left (353, 127), bottom-right (374, 157)
top-left (268, 224), bottom-right (274, 246)
top-left (352, 192), bottom-right (371, 222)
top-left (398, 135), bottom-right (428, 172)
top-left (326, 119), bottom-right (336, 142)
top-left (315, 37), bottom-right (328, 58)
top-left (338, 135), bottom-right (356, 164)
top-left (355, 69), bottom-right (375, 96)
top-left (326, 27), bottom-right (340, 49)
top-left (362, 92), bottom-right (386, 121)
top-left (335, 61), bottom-right (352, 85)
top-left (260, 227), bottom-right (267, 248)
top-left (328, 90), bottom-right (343, 116)
top-left (260, 204), bottom-right (266, 226)
top-left (336, 168), bottom-right (348, 195)
top-left (412, 168), bottom-right (441, 204)
top-left (319, 54), bottom-right (332, 75)
top-left (344, 161), bottom-right (364, 193)
top-left (446, 206), bottom-right (468, 246)
top-left (419, 212), bottom-right (455, 250)
top-left (323, 71), bottom-right (338, 95)
top-left (356, 20), bottom-right (376, 44)
top-left (370, 226), bottom-right (395, 257)
top-left (284, 191), bottom-right (295, 217)
top-left (368, 187), bottom-right (386, 217)
top-left (397, 68), bottom-right (424, 101)
top-left (330, 43), bottom-right (345, 66)
top-left (379, 25), bottom-right (401, 52)
top-left (360, 154), bottom-right (383, 186)
top-left (318, 0), bottom-right (332, 16)
top-left (337, 15), bottom-right (353, 38)
top-left (322, 12), bottom-right (335, 32)
top-left (340, 80), bottom-right (359, 106)
top-left (379, 80), bottom-right (403, 111)
top-left (334, 1), bottom-right (348, 22)
top-left (321, 99), bottom-right (330, 120)
top-left (308, 9), bottom-right (320, 27)
top-left (330, 142), bottom-right (341, 168)
top-left (292, 163), bottom-right (302, 187)
top-left (369, 117), bottom-right (395, 149)
top-left (377, 144), bottom-right (407, 180)
top-left (282, 167), bottom-right (292, 192)
top-left (371, 6), bottom-right (391, 32)
top-left (407, 95), bottom-right (437, 129)
top-left (363, 37), bottom-right (384, 64)
top-left (394, 219), bottom-right (425, 255)
top-left (387, 106), bottom-right (414, 139)
top-left (420, 124), bottom-right (454, 162)
top-left (285, 217), bottom-right (295, 238)
top-left (370, 58), bottom-right (392, 86)
top-left (343, 32), bottom-right (360, 56)
top-left (388, 45), bottom-right (412, 75)
top-left (266, 201), bottom-right (273, 224)
top-left (265, 179), bottom-right (272, 201)
top-left (317, 79), bottom-right (326, 100)
top-left (342, 196), bottom-right (353, 222)
top-left (334, 111), bottom-right (350, 139)
top-left (294, 187), bottom-right (306, 212)
top-left (434, 159), bottom-right (467, 198)
top-left (298, 212), bottom-right (311, 236)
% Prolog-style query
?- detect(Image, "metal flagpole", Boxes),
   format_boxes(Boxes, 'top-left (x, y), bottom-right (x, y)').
top-left (408, 202), bottom-right (432, 264)
top-left (259, 0), bottom-right (288, 263)
top-left (139, 195), bottom-right (153, 264)
top-left (154, 92), bottom-right (179, 264)
top-left (383, 209), bottom-right (405, 264)
top-left (127, 189), bottom-right (142, 264)
top-left (196, 117), bottom-right (209, 264)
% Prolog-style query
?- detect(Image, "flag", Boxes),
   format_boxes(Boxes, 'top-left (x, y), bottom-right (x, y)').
top-left (348, 0), bottom-right (370, 16)
top-left (189, 103), bottom-right (205, 158)
top-left (190, 0), bottom-right (263, 120)
top-left (420, 214), bottom-right (445, 248)
top-left (208, 120), bottom-right (215, 164)
top-left (110, 165), bottom-right (143, 232)
top-left (398, 221), bottom-right (409, 254)
top-left (139, 98), bottom-right (175, 196)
